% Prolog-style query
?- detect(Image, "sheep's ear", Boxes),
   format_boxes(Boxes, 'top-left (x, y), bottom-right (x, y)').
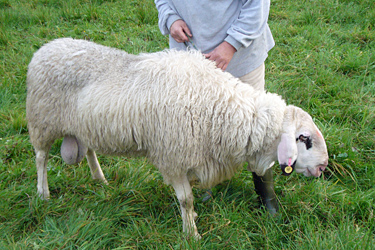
top-left (277, 133), bottom-right (298, 174)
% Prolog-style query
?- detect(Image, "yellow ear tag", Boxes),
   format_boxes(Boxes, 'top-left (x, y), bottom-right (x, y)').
top-left (285, 166), bottom-right (293, 174)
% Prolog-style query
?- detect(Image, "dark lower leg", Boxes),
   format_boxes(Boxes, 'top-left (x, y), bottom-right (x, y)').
top-left (252, 168), bottom-right (278, 214)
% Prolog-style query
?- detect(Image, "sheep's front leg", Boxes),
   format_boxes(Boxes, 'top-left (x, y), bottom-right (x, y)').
top-left (171, 176), bottom-right (200, 239)
top-left (86, 148), bottom-right (108, 184)
top-left (36, 149), bottom-right (50, 199)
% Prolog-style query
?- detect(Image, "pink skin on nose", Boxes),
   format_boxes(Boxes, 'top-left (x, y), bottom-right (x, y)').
top-left (311, 165), bottom-right (327, 177)
top-left (319, 160), bottom-right (328, 172)
top-left (308, 168), bottom-right (321, 177)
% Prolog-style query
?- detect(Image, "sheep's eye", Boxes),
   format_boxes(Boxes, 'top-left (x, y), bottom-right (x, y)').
top-left (298, 135), bottom-right (312, 150)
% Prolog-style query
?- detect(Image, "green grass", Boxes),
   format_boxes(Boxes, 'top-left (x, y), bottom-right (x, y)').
top-left (0, 0), bottom-right (374, 248)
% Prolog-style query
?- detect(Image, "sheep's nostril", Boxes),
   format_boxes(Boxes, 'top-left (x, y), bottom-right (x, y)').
top-left (319, 166), bottom-right (326, 172)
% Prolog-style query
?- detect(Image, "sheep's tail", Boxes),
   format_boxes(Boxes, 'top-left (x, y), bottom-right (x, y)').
top-left (60, 136), bottom-right (88, 165)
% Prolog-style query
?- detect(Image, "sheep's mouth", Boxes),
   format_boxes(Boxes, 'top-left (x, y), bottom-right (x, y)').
top-left (318, 165), bottom-right (327, 172)
top-left (306, 165), bottom-right (326, 177)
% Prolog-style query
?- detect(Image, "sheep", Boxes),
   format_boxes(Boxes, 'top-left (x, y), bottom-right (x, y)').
top-left (26, 38), bottom-right (329, 238)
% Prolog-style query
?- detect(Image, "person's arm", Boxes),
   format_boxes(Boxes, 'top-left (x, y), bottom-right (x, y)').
top-left (225, 0), bottom-right (271, 50)
top-left (154, 0), bottom-right (181, 35)
top-left (155, 0), bottom-right (192, 43)
top-left (204, 42), bottom-right (236, 71)
top-left (205, 0), bottom-right (271, 70)
top-left (170, 20), bottom-right (192, 43)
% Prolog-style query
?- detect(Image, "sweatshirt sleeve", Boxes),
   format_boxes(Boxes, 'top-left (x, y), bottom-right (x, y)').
top-left (225, 0), bottom-right (271, 50)
top-left (154, 0), bottom-right (182, 35)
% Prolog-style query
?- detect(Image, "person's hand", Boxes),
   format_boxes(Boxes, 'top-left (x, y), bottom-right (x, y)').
top-left (170, 20), bottom-right (192, 43)
top-left (204, 41), bottom-right (236, 71)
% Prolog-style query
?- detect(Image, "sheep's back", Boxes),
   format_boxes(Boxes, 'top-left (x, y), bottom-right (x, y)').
top-left (26, 38), bottom-right (138, 144)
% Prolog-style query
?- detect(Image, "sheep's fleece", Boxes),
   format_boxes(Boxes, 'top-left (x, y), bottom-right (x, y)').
top-left (26, 38), bottom-right (329, 238)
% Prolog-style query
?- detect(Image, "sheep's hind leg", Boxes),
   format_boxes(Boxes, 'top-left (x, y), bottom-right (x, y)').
top-left (171, 175), bottom-right (201, 239)
top-left (36, 147), bottom-right (51, 199)
top-left (86, 148), bottom-right (108, 184)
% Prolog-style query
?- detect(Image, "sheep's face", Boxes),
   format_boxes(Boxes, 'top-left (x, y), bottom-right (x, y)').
top-left (278, 106), bottom-right (329, 177)
top-left (293, 125), bottom-right (329, 177)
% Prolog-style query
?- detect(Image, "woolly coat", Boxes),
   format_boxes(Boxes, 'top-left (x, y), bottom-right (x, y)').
top-left (26, 38), bottom-right (286, 188)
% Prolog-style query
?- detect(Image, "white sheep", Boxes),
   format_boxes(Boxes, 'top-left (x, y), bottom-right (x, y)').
top-left (26, 38), bottom-right (329, 238)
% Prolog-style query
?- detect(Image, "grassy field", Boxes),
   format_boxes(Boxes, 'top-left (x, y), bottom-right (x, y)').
top-left (0, 0), bottom-right (374, 249)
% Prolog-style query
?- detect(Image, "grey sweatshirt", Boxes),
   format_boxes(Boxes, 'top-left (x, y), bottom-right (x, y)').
top-left (155, 0), bottom-right (275, 77)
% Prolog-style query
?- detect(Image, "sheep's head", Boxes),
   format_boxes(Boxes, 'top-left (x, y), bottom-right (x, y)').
top-left (278, 106), bottom-right (329, 177)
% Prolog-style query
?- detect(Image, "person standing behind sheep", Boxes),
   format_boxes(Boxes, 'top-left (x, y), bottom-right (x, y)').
top-left (154, 0), bottom-right (278, 213)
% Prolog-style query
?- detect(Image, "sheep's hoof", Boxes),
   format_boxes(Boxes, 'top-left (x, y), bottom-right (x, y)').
top-left (193, 212), bottom-right (198, 221)
top-left (185, 232), bottom-right (202, 241)
top-left (93, 177), bottom-right (109, 185)
top-left (194, 233), bottom-right (202, 240)
top-left (61, 136), bottom-right (88, 165)
top-left (202, 189), bottom-right (213, 202)
top-left (37, 190), bottom-right (50, 200)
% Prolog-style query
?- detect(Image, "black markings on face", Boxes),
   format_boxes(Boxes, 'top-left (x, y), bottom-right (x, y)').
top-left (298, 134), bottom-right (312, 150)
